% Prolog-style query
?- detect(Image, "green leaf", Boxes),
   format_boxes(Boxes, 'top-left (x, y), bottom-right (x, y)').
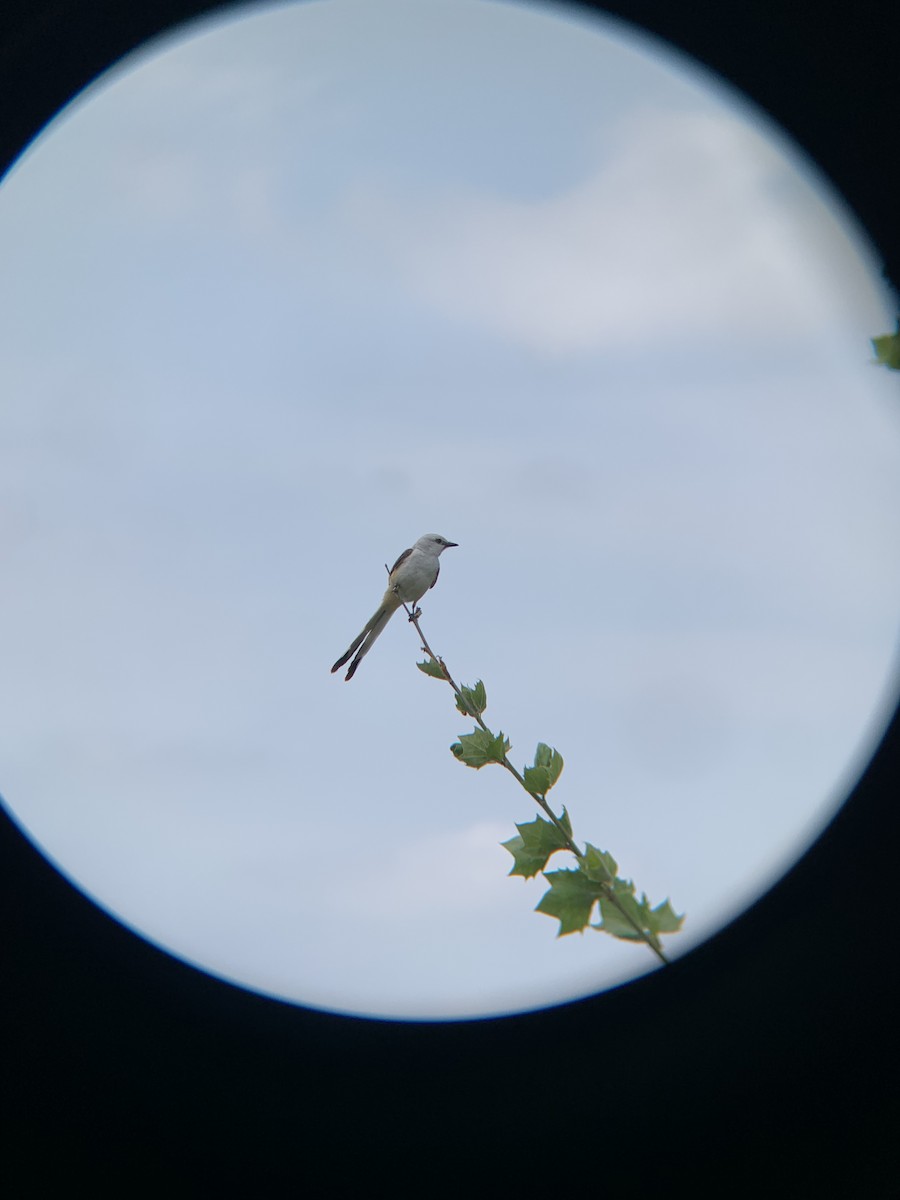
top-left (594, 879), bottom-right (684, 942)
top-left (646, 898), bottom-right (684, 935)
top-left (501, 814), bottom-right (571, 878)
top-left (523, 743), bottom-right (564, 795)
top-left (417, 658), bottom-right (446, 680)
top-left (533, 743), bottom-right (564, 789)
top-left (595, 882), bottom-right (645, 940)
top-left (581, 843), bottom-right (618, 884)
top-left (536, 869), bottom-right (603, 936)
top-left (872, 327), bottom-right (900, 370)
top-left (522, 764), bottom-right (552, 795)
top-left (534, 743), bottom-right (552, 768)
top-left (450, 727), bottom-right (510, 768)
top-left (455, 680), bottom-right (487, 717)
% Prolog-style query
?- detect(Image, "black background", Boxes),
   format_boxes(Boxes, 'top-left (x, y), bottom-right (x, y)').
top-left (2, 1), bottom-right (899, 1189)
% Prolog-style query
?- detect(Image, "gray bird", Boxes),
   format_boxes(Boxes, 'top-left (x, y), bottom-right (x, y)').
top-left (331, 533), bottom-right (458, 681)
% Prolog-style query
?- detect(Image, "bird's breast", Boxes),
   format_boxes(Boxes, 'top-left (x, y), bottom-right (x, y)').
top-left (393, 554), bottom-right (437, 603)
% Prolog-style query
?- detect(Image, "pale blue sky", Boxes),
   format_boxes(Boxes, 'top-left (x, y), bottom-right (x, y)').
top-left (1, 0), bottom-right (898, 1019)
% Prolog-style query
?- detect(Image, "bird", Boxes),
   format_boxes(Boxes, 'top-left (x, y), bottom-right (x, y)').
top-left (331, 533), bottom-right (458, 681)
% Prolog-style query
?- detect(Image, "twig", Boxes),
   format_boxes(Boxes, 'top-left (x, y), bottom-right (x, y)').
top-left (403, 602), bottom-right (670, 965)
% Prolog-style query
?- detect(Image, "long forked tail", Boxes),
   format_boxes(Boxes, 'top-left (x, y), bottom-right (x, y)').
top-left (331, 605), bottom-right (394, 681)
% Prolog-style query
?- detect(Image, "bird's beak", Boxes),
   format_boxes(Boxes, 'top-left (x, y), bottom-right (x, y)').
top-left (445, 541), bottom-right (459, 548)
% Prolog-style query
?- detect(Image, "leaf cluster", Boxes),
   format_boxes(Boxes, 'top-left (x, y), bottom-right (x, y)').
top-left (504, 819), bottom-right (682, 944)
top-left (415, 653), bottom-right (683, 955)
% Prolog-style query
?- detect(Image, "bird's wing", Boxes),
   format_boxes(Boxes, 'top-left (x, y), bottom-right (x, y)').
top-left (429, 561), bottom-right (440, 590)
top-left (388, 546), bottom-right (414, 576)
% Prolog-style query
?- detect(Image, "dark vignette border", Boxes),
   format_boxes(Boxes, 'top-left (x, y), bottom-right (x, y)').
top-left (1, 1), bottom-right (898, 1189)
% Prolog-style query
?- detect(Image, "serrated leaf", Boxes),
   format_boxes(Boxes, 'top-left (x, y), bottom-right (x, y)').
top-left (594, 879), bottom-right (684, 942)
top-left (596, 885), bottom-right (645, 941)
top-left (872, 328), bottom-right (900, 370)
top-left (455, 680), bottom-right (487, 717)
top-left (450, 727), bottom-right (509, 768)
top-left (417, 658), bottom-right (446, 680)
top-left (501, 814), bottom-right (571, 878)
top-left (581, 843), bottom-right (618, 884)
top-left (500, 834), bottom-right (530, 876)
top-left (533, 743), bottom-right (564, 789)
top-left (646, 898), bottom-right (684, 935)
top-left (536, 869), bottom-right (603, 936)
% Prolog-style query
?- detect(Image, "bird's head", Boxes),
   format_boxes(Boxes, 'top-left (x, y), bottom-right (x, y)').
top-left (417, 534), bottom-right (458, 554)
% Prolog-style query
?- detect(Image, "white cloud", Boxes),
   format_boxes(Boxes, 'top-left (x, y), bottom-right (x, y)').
top-left (337, 821), bottom-right (515, 923)
top-left (343, 107), bottom-right (885, 354)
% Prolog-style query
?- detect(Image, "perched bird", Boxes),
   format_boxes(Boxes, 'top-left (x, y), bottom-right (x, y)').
top-left (331, 533), bottom-right (458, 681)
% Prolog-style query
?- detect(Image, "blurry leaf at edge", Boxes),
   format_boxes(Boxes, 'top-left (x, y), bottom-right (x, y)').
top-left (872, 327), bottom-right (900, 369)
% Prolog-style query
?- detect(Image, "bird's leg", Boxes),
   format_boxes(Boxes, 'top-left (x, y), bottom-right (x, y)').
top-left (408, 605), bottom-right (422, 621)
